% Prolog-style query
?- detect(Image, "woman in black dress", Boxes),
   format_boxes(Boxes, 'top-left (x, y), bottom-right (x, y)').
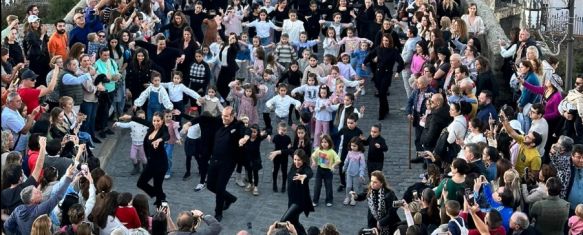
top-left (363, 34), bottom-right (404, 120)
top-left (136, 112), bottom-right (169, 206)
top-left (281, 149), bottom-right (314, 235)
top-left (351, 170), bottom-right (401, 235)
top-left (217, 34), bottom-right (240, 98)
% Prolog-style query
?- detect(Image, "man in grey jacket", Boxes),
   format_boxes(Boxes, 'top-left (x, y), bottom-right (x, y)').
top-left (4, 159), bottom-right (75, 235)
top-left (168, 209), bottom-right (222, 235)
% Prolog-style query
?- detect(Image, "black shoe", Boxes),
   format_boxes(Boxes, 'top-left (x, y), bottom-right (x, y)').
top-left (410, 157), bottom-right (424, 163)
top-left (223, 197), bottom-right (237, 211)
top-left (92, 136), bottom-right (102, 144)
top-left (105, 129), bottom-right (115, 135)
top-left (215, 214), bottom-right (223, 222)
top-left (337, 185), bottom-right (345, 192)
top-left (98, 132), bottom-right (107, 139)
top-left (183, 172), bottom-right (191, 181)
top-left (273, 185), bottom-right (278, 192)
top-left (281, 187), bottom-right (286, 193)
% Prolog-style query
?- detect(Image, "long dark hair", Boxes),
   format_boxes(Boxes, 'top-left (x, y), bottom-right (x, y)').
top-left (91, 191), bottom-right (119, 228)
top-left (242, 83), bottom-right (258, 106)
top-left (422, 188), bottom-right (439, 219)
top-left (108, 38), bottom-right (124, 60)
top-left (132, 48), bottom-right (151, 68)
top-left (132, 194), bottom-right (150, 229)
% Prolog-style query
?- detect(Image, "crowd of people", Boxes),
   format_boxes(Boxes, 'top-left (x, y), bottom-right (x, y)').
top-left (1, 0), bottom-right (583, 234)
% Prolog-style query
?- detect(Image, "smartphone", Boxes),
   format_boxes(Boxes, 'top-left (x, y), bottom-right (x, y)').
top-left (464, 188), bottom-right (474, 206)
top-left (80, 163), bottom-right (89, 174)
top-left (275, 222), bottom-right (287, 229)
top-left (161, 202), bottom-right (168, 208)
top-left (392, 200), bottom-right (405, 208)
top-left (412, 190), bottom-right (418, 201)
top-left (362, 228), bottom-right (375, 235)
top-left (524, 167), bottom-right (530, 177)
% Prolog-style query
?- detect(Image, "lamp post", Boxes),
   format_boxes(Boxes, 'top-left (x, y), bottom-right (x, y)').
top-left (565, 0), bottom-right (575, 90)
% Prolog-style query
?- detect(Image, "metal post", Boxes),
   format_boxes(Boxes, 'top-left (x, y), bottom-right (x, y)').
top-left (566, 0), bottom-right (575, 91)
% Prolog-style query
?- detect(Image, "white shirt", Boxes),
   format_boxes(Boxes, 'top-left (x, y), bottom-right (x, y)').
top-left (134, 85), bottom-right (174, 110)
top-left (530, 118), bottom-right (549, 155)
top-left (265, 95), bottom-right (301, 118)
top-left (186, 123), bottom-right (201, 139)
top-left (330, 104), bottom-right (362, 130)
top-left (447, 115), bottom-right (467, 144)
top-left (1, 107), bottom-right (28, 151)
top-left (161, 82), bottom-right (201, 102)
top-left (282, 19), bottom-right (305, 42)
top-left (114, 121), bottom-right (149, 145)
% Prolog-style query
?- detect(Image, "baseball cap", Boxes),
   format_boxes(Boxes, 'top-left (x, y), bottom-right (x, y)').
top-left (20, 69), bottom-right (39, 81)
top-left (27, 15), bottom-right (40, 23)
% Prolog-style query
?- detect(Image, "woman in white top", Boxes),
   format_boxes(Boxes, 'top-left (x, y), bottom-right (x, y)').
top-left (447, 102), bottom-right (468, 145)
top-left (457, 118), bottom-right (487, 158)
top-left (461, 3), bottom-right (485, 37)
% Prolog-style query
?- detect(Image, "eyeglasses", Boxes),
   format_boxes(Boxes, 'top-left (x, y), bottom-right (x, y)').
top-left (98, 34), bottom-right (106, 38)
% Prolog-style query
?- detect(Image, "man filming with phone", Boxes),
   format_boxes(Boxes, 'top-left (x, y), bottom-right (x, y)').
top-left (499, 110), bottom-right (542, 178)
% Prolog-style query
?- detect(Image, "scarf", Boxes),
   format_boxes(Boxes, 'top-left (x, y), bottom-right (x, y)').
top-left (368, 188), bottom-right (392, 234)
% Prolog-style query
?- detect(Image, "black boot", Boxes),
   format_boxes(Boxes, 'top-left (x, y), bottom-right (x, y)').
top-left (273, 180), bottom-right (278, 192)
top-left (131, 164), bottom-right (140, 175)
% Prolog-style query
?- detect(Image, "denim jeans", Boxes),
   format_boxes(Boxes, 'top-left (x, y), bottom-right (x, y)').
top-left (165, 143), bottom-right (174, 175)
top-left (313, 166), bottom-right (333, 204)
top-left (80, 102), bottom-right (98, 136)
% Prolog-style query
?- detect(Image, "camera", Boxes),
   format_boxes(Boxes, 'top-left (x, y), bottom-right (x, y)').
top-left (392, 200), bottom-right (405, 208)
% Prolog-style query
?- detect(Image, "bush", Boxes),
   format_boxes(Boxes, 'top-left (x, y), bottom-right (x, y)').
top-left (45, 0), bottom-right (78, 23)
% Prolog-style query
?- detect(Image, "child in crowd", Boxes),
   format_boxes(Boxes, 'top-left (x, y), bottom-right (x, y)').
top-left (446, 200), bottom-right (468, 235)
top-left (189, 50), bottom-right (212, 104)
top-left (282, 10), bottom-right (305, 42)
top-left (181, 107), bottom-right (200, 181)
top-left (161, 71), bottom-right (201, 122)
top-left (352, 41), bottom-right (372, 95)
top-left (222, 7), bottom-right (244, 36)
top-left (243, 9), bottom-right (282, 46)
top-left (268, 122), bottom-right (292, 192)
top-left (319, 12), bottom-right (353, 41)
top-left (229, 82), bottom-right (267, 125)
top-left (163, 110), bottom-right (181, 179)
top-left (257, 69), bottom-right (278, 133)
top-left (291, 73), bottom-right (319, 114)
top-left (133, 71), bottom-right (174, 121)
top-left (182, 111), bottom-right (217, 191)
top-left (243, 124), bottom-right (269, 195)
top-left (250, 46), bottom-right (265, 77)
top-left (274, 33), bottom-right (298, 69)
top-left (313, 84), bottom-right (334, 148)
top-left (113, 110), bottom-right (149, 175)
top-left (337, 27), bottom-right (373, 55)
top-left (569, 204), bottom-right (583, 235)
top-left (317, 66), bottom-right (363, 93)
top-left (236, 33), bottom-right (251, 80)
top-left (302, 54), bottom-right (326, 84)
top-left (342, 137), bottom-right (366, 206)
top-left (266, 54), bottom-right (286, 78)
top-left (333, 113), bottom-right (364, 191)
top-left (320, 54), bottom-right (336, 75)
top-left (279, 62), bottom-right (303, 124)
top-left (226, 79), bottom-right (244, 112)
top-left (292, 33), bottom-right (319, 59)
top-left (87, 33), bottom-right (106, 57)
top-left (115, 192), bottom-right (142, 229)
top-left (322, 27), bottom-right (340, 58)
top-left (337, 53), bottom-right (358, 82)
top-left (311, 135), bottom-right (340, 207)
top-left (329, 82), bottom-right (347, 105)
top-left (197, 85), bottom-right (224, 117)
top-left (362, 124), bottom-right (388, 176)
top-left (266, 83), bottom-right (302, 134)
top-left (297, 49), bottom-right (312, 72)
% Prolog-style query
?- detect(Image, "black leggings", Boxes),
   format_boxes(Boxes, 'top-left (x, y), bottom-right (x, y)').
top-left (247, 169), bottom-right (260, 186)
top-left (263, 112), bottom-right (273, 134)
top-left (137, 161), bottom-right (167, 205)
top-left (272, 155), bottom-right (288, 189)
top-left (281, 204), bottom-right (307, 235)
top-left (288, 104), bottom-right (300, 125)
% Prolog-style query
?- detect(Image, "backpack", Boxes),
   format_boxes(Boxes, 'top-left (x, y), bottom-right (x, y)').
top-left (450, 217), bottom-right (469, 235)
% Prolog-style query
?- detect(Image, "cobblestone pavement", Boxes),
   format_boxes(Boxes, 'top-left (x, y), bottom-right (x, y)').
top-left (105, 77), bottom-right (425, 234)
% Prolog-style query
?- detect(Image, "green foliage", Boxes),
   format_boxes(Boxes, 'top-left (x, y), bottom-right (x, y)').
top-left (0, 0), bottom-right (26, 28)
top-left (45, 0), bottom-right (78, 23)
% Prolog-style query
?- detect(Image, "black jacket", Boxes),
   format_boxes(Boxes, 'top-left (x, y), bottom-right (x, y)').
top-left (363, 136), bottom-right (388, 163)
top-left (355, 188), bottom-right (401, 233)
top-left (364, 47), bottom-right (404, 72)
top-left (287, 165), bottom-right (315, 216)
top-left (421, 104), bottom-right (453, 151)
top-left (476, 69), bottom-right (498, 100)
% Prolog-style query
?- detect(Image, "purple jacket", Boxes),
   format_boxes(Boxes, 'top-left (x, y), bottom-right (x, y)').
top-left (522, 82), bottom-right (563, 121)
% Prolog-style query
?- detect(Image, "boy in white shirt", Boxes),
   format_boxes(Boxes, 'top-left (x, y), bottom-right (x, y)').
top-left (282, 10), bottom-right (305, 43)
top-left (265, 83), bottom-right (302, 132)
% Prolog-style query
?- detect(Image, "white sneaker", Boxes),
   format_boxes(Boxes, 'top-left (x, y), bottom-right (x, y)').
top-left (350, 198), bottom-right (356, 206)
top-left (343, 197), bottom-right (350, 205)
top-left (164, 174), bottom-right (171, 179)
top-left (194, 183), bottom-right (206, 191)
top-left (236, 174), bottom-right (246, 187)
top-left (326, 203), bottom-right (333, 207)
top-left (245, 183), bottom-right (253, 192)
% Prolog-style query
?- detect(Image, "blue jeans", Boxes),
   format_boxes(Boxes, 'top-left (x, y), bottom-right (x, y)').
top-left (165, 143), bottom-right (174, 175)
top-left (80, 102), bottom-right (98, 137)
top-left (313, 166), bottom-right (333, 204)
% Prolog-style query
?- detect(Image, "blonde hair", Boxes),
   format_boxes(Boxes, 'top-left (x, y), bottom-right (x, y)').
top-left (440, 17), bottom-right (451, 30)
top-left (87, 32), bottom-right (98, 42)
top-left (576, 204), bottom-right (583, 218)
top-left (526, 46), bottom-right (539, 60)
top-left (503, 169), bottom-right (521, 206)
top-left (59, 96), bottom-right (74, 108)
top-left (31, 214), bottom-right (52, 235)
